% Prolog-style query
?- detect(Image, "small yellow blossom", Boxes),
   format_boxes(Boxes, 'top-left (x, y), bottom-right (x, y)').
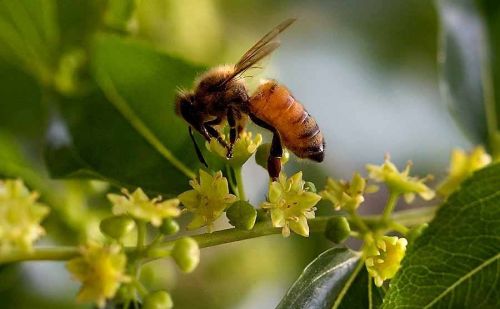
top-left (206, 130), bottom-right (262, 166)
top-left (366, 156), bottom-right (435, 203)
top-left (320, 172), bottom-right (377, 211)
top-left (108, 188), bottom-right (181, 227)
top-left (67, 243), bottom-right (130, 308)
top-left (260, 172), bottom-right (321, 237)
top-left (178, 170), bottom-right (238, 231)
top-left (0, 179), bottom-right (49, 254)
top-left (365, 235), bottom-right (407, 287)
top-left (437, 146), bottom-right (491, 197)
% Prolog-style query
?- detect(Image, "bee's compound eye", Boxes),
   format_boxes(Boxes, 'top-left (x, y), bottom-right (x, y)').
top-left (175, 92), bottom-right (194, 117)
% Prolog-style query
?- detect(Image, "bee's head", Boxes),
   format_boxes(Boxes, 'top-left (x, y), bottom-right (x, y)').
top-left (175, 90), bottom-right (196, 120)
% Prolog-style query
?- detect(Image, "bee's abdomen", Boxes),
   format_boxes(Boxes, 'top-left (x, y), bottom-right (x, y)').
top-left (249, 80), bottom-right (325, 162)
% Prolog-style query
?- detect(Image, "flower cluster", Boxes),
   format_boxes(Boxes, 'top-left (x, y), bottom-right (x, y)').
top-left (365, 235), bottom-right (408, 287)
top-left (260, 172), bottom-right (321, 237)
top-left (366, 156), bottom-right (435, 203)
top-left (178, 170), bottom-right (238, 231)
top-left (67, 243), bottom-right (130, 308)
top-left (320, 172), bottom-right (377, 211)
top-left (108, 188), bottom-right (181, 226)
top-left (437, 146), bottom-right (491, 197)
top-left (206, 130), bottom-right (262, 166)
top-left (0, 179), bottom-right (49, 254)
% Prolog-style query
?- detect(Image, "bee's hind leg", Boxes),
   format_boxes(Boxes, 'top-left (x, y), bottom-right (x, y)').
top-left (227, 108), bottom-right (237, 158)
top-left (268, 132), bottom-right (283, 181)
top-left (249, 113), bottom-right (282, 181)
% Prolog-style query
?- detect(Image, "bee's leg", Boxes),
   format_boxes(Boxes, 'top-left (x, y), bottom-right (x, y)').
top-left (227, 108), bottom-right (237, 158)
top-left (189, 127), bottom-right (208, 167)
top-left (204, 125), bottom-right (229, 149)
top-left (249, 114), bottom-right (282, 181)
top-left (268, 132), bottom-right (283, 181)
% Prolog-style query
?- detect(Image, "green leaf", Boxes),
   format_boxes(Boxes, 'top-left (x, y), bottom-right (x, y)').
top-left (46, 34), bottom-right (221, 195)
top-left (0, 131), bottom-right (46, 191)
top-left (0, 61), bottom-right (46, 139)
top-left (478, 0), bottom-right (500, 157)
top-left (226, 201), bottom-right (257, 230)
top-left (382, 163), bottom-right (500, 308)
top-left (436, 0), bottom-right (487, 143)
top-left (277, 247), bottom-right (378, 309)
top-left (337, 268), bottom-right (384, 309)
top-left (0, 0), bottom-right (59, 83)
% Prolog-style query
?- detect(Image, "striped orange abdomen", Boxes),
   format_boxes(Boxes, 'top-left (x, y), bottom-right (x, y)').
top-left (249, 80), bottom-right (324, 162)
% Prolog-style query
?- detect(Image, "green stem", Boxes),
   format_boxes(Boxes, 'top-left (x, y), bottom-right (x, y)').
top-left (348, 210), bottom-right (370, 234)
top-left (0, 247), bottom-right (79, 263)
top-left (389, 221), bottom-right (409, 235)
top-left (225, 164), bottom-right (238, 194)
top-left (0, 207), bottom-right (437, 264)
top-left (136, 220), bottom-right (147, 252)
top-left (233, 166), bottom-right (246, 201)
top-left (382, 192), bottom-right (399, 222)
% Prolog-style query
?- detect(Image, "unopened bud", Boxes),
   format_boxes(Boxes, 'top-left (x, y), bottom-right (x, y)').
top-left (159, 218), bottom-right (180, 235)
top-left (324, 217), bottom-right (351, 243)
top-left (172, 237), bottom-right (200, 273)
top-left (143, 290), bottom-right (173, 309)
top-left (226, 201), bottom-right (257, 230)
top-left (100, 215), bottom-right (135, 240)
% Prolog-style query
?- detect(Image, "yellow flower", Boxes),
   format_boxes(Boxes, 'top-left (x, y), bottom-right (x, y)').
top-left (0, 179), bottom-right (49, 254)
top-left (67, 243), bottom-right (130, 308)
top-left (365, 235), bottom-right (407, 287)
top-left (206, 130), bottom-right (263, 166)
top-left (108, 188), bottom-right (181, 227)
top-left (260, 172), bottom-right (321, 237)
top-left (366, 156), bottom-right (435, 203)
top-left (320, 172), bottom-right (377, 211)
top-left (437, 146), bottom-right (491, 197)
top-left (178, 170), bottom-right (238, 231)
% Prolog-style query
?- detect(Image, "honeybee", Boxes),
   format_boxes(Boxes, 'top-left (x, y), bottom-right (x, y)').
top-left (175, 18), bottom-right (324, 180)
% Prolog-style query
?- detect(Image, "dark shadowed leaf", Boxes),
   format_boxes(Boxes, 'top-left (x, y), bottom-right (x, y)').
top-left (277, 247), bottom-right (377, 309)
top-left (436, 0), bottom-right (489, 144)
top-left (46, 34), bottom-right (222, 195)
top-left (382, 163), bottom-right (500, 308)
top-left (478, 0), bottom-right (500, 156)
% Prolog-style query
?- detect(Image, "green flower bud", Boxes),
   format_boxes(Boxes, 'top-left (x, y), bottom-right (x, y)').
top-left (304, 182), bottom-right (317, 193)
top-left (255, 143), bottom-right (289, 170)
top-left (159, 218), bottom-right (180, 235)
top-left (255, 208), bottom-right (270, 223)
top-left (172, 237), bottom-right (200, 273)
top-left (100, 215), bottom-right (136, 240)
top-left (407, 223), bottom-right (428, 243)
top-left (324, 217), bottom-right (351, 243)
top-left (226, 201), bottom-right (257, 230)
top-left (143, 290), bottom-right (173, 309)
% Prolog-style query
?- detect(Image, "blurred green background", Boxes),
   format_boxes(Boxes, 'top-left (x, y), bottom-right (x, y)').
top-left (0, 0), bottom-right (484, 308)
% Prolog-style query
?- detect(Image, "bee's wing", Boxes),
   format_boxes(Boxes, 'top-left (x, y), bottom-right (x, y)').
top-left (220, 18), bottom-right (296, 86)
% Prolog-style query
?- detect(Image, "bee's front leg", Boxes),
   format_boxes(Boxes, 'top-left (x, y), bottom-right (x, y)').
top-left (204, 125), bottom-right (229, 149)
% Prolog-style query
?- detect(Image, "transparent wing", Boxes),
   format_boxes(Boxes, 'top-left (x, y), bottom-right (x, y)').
top-left (220, 18), bottom-right (296, 86)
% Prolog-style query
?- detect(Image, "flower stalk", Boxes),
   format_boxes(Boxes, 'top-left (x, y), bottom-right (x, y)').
top-left (233, 166), bottom-right (246, 201)
top-left (0, 206), bottom-right (436, 264)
